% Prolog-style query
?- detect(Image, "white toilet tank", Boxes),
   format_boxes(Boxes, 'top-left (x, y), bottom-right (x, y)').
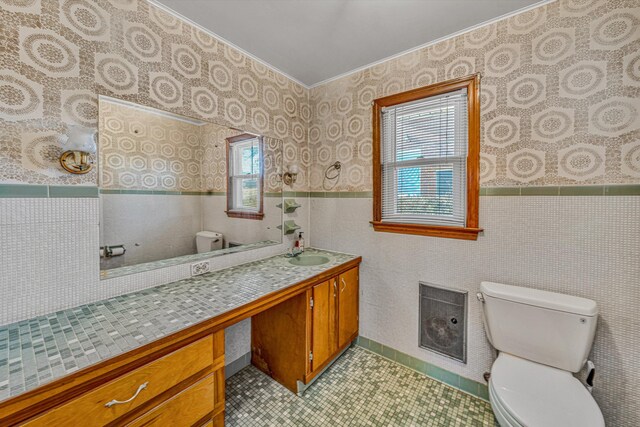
top-left (480, 282), bottom-right (598, 373)
top-left (196, 231), bottom-right (223, 253)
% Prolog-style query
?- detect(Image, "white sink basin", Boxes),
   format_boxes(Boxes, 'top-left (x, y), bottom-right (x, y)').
top-left (288, 255), bottom-right (330, 266)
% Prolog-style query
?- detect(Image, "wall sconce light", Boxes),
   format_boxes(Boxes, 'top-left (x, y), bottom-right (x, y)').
top-left (59, 125), bottom-right (97, 174)
top-left (282, 164), bottom-right (299, 186)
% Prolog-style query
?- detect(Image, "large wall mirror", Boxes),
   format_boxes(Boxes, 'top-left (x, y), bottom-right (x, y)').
top-left (98, 96), bottom-right (283, 278)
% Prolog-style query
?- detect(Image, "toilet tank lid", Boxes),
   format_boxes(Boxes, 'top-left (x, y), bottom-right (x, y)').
top-left (197, 231), bottom-right (222, 238)
top-left (481, 282), bottom-right (598, 317)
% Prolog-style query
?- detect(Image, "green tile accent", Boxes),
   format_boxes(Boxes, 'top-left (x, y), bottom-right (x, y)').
top-left (0, 184), bottom-right (48, 198)
top-left (482, 187), bottom-right (521, 196)
top-left (396, 351), bottom-right (413, 368)
top-left (49, 186), bottom-right (99, 198)
top-left (459, 376), bottom-right (479, 395)
top-left (605, 185), bottom-right (640, 196)
top-left (99, 189), bottom-right (121, 194)
top-left (119, 189), bottom-right (154, 195)
top-left (309, 191), bottom-right (373, 198)
top-left (264, 192), bottom-right (283, 198)
top-left (357, 337), bottom-right (489, 401)
top-left (520, 186), bottom-right (559, 196)
top-left (357, 336), bottom-right (370, 349)
top-left (414, 358), bottom-right (429, 375)
top-left (368, 340), bottom-right (383, 355)
top-left (477, 384), bottom-right (490, 401)
top-left (559, 185), bottom-right (604, 196)
top-left (427, 364), bottom-right (459, 388)
top-left (381, 345), bottom-right (396, 360)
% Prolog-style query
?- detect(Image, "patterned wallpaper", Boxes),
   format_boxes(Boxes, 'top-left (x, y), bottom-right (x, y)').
top-left (0, 0), bottom-right (309, 189)
top-left (308, 0), bottom-right (640, 191)
top-left (99, 100), bottom-right (283, 193)
top-left (99, 100), bottom-right (205, 191)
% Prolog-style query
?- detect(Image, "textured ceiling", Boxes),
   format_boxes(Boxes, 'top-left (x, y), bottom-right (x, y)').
top-left (154, 0), bottom-right (546, 86)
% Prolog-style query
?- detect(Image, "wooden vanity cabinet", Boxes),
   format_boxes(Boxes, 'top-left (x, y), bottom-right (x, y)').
top-left (8, 330), bottom-right (226, 427)
top-left (251, 266), bottom-right (359, 394)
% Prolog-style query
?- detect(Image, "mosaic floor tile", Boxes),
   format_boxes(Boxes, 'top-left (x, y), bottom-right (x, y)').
top-left (226, 346), bottom-right (496, 426)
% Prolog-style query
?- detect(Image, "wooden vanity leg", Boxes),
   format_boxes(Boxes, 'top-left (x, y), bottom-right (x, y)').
top-left (212, 330), bottom-right (226, 426)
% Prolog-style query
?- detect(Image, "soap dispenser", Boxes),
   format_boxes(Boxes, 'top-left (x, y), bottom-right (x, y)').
top-left (298, 232), bottom-right (305, 252)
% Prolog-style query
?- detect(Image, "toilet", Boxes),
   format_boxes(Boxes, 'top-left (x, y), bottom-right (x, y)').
top-left (196, 231), bottom-right (223, 253)
top-left (480, 282), bottom-right (605, 427)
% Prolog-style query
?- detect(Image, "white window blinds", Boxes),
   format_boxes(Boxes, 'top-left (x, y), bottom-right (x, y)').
top-left (380, 88), bottom-right (468, 227)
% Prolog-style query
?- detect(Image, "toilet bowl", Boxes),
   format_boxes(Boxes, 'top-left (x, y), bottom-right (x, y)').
top-left (489, 353), bottom-right (604, 427)
top-left (480, 282), bottom-right (605, 427)
top-left (196, 231), bottom-right (223, 253)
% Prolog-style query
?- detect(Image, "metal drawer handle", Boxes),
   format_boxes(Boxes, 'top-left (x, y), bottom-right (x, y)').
top-left (341, 278), bottom-right (347, 292)
top-left (333, 280), bottom-right (337, 297)
top-left (104, 382), bottom-right (148, 408)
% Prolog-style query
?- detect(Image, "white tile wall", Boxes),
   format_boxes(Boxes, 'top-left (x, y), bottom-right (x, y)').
top-left (310, 196), bottom-right (640, 427)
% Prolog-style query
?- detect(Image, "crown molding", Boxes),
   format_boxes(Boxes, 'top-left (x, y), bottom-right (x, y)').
top-left (148, 0), bottom-right (556, 90)
top-left (309, 0), bottom-right (556, 88)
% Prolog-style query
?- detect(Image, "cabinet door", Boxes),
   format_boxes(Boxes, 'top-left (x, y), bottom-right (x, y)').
top-left (338, 267), bottom-right (359, 349)
top-left (311, 279), bottom-right (337, 371)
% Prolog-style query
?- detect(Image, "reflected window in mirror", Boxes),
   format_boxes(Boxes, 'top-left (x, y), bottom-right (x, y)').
top-left (226, 134), bottom-right (264, 220)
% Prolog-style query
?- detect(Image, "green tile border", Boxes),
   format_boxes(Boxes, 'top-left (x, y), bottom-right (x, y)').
top-left (2, 184), bottom-right (639, 199)
top-left (0, 184), bottom-right (49, 198)
top-left (604, 184), bottom-right (640, 196)
top-left (49, 186), bottom-right (99, 198)
top-left (309, 186), bottom-right (640, 197)
top-left (99, 189), bottom-right (225, 196)
top-left (356, 336), bottom-right (489, 402)
top-left (0, 184), bottom-right (100, 198)
top-left (308, 191), bottom-right (373, 198)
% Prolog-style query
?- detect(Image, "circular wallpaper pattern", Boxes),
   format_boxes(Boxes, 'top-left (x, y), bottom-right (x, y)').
top-left (486, 45), bottom-right (519, 74)
top-left (508, 151), bottom-right (544, 179)
top-left (592, 12), bottom-right (638, 48)
top-left (96, 56), bottom-right (136, 92)
top-left (591, 100), bottom-right (637, 134)
top-left (560, 63), bottom-right (605, 96)
top-left (150, 74), bottom-right (181, 105)
top-left (486, 118), bottom-right (518, 146)
top-left (533, 110), bottom-right (573, 140)
top-left (0, 71), bottom-right (41, 117)
top-left (62, 0), bottom-right (108, 39)
top-left (21, 31), bottom-right (78, 74)
top-left (124, 25), bottom-right (161, 60)
top-left (62, 92), bottom-right (97, 126)
top-left (559, 146), bottom-right (603, 177)
top-left (533, 30), bottom-right (573, 62)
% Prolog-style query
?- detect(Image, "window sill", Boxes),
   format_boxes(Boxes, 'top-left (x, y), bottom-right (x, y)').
top-left (226, 210), bottom-right (264, 220)
top-left (370, 221), bottom-right (482, 240)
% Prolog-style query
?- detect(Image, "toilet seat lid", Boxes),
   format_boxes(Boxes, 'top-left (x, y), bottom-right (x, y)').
top-left (491, 353), bottom-right (604, 427)
top-left (197, 231), bottom-right (222, 238)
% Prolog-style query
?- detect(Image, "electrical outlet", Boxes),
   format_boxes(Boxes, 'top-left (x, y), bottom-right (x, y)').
top-left (191, 261), bottom-right (210, 276)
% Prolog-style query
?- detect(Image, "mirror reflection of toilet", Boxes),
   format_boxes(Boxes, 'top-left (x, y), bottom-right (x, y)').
top-left (196, 231), bottom-right (224, 253)
top-left (480, 282), bottom-right (605, 427)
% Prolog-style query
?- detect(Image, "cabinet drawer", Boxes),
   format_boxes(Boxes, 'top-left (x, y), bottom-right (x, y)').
top-left (24, 335), bottom-right (214, 426)
top-left (126, 375), bottom-right (214, 427)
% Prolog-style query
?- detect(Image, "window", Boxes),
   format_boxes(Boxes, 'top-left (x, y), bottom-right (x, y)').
top-left (371, 74), bottom-right (482, 240)
top-left (226, 134), bottom-right (264, 219)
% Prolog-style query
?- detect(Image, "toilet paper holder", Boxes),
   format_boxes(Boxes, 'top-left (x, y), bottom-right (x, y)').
top-left (101, 244), bottom-right (126, 258)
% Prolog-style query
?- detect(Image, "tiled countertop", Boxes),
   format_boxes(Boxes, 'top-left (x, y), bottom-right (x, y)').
top-left (0, 249), bottom-right (359, 401)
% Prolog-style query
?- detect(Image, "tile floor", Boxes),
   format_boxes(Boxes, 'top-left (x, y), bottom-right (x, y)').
top-left (226, 346), bottom-right (496, 426)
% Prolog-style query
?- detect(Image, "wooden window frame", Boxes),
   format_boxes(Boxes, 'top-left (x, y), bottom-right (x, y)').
top-left (225, 133), bottom-right (264, 220)
top-left (371, 74), bottom-right (483, 241)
